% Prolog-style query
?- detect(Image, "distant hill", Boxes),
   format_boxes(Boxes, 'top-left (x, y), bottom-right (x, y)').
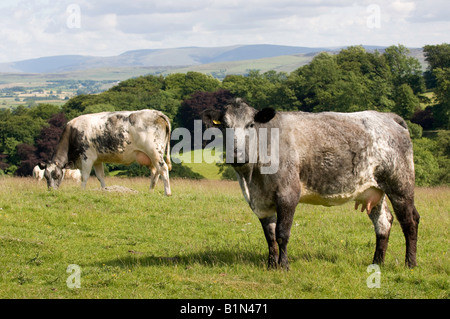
top-left (0, 45), bottom-right (426, 84)
top-left (0, 44), bottom-right (333, 73)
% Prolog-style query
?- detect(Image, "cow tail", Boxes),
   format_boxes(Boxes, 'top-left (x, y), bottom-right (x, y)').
top-left (164, 116), bottom-right (172, 171)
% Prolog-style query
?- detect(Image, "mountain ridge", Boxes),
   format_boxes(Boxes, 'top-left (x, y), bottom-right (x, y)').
top-left (0, 44), bottom-right (337, 73)
top-left (0, 44), bottom-right (424, 75)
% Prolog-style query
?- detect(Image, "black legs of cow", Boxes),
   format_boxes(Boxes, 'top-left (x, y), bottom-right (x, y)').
top-left (387, 195), bottom-right (420, 268)
top-left (259, 216), bottom-right (278, 269)
top-left (259, 212), bottom-right (295, 271)
top-left (259, 186), bottom-right (300, 270)
top-left (260, 193), bottom-right (419, 270)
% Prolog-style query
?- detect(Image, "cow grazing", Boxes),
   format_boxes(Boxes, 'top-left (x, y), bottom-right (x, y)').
top-left (40, 110), bottom-right (172, 196)
top-left (63, 169), bottom-right (81, 183)
top-left (32, 165), bottom-right (44, 181)
top-left (203, 98), bottom-right (420, 270)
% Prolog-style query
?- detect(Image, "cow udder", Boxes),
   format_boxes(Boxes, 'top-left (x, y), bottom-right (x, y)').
top-left (354, 187), bottom-right (384, 214)
top-left (135, 151), bottom-right (153, 167)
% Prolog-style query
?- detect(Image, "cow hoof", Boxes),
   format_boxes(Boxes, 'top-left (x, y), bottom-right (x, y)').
top-left (279, 259), bottom-right (290, 271)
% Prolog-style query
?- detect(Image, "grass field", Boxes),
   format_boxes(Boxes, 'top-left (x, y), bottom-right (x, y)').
top-left (0, 176), bottom-right (448, 299)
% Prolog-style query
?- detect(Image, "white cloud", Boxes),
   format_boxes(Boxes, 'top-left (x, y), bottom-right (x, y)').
top-left (0, 0), bottom-right (448, 63)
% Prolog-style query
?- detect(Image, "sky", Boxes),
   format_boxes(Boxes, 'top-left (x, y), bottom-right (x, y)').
top-left (0, 0), bottom-right (449, 63)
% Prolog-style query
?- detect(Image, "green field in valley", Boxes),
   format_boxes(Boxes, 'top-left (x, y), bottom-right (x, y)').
top-left (0, 176), bottom-right (448, 299)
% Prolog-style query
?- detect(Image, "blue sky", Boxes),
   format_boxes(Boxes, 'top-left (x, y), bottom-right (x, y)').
top-left (0, 0), bottom-right (448, 63)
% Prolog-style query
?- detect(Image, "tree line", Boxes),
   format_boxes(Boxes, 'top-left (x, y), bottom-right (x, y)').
top-left (0, 44), bottom-right (448, 185)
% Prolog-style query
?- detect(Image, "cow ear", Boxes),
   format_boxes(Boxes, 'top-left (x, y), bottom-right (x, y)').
top-left (38, 162), bottom-right (47, 170)
top-left (202, 109), bottom-right (222, 127)
top-left (255, 108), bottom-right (276, 123)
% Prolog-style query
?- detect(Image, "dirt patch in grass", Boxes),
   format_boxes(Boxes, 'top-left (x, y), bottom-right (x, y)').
top-left (99, 185), bottom-right (139, 194)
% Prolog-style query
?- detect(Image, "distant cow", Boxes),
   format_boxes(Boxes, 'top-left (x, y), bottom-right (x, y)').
top-left (32, 165), bottom-right (44, 181)
top-left (40, 110), bottom-right (172, 195)
top-left (203, 98), bottom-right (419, 270)
top-left (63, 169), bottom-right (81, 183)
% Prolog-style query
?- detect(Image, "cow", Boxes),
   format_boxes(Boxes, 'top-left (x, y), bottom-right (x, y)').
top-left (202, 98), bottom-right (420, 270)
top-left (40, 110), bottom-right (172, 196)
top-left (32, 165), bottom-right (44, 181)
top-left (63, 168), bottom-right (82, 183)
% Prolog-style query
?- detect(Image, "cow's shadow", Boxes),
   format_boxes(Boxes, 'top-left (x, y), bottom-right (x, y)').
top-left (95, 249), bottom-right (269, 269)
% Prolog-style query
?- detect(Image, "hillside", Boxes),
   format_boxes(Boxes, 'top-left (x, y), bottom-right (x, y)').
top-left (0, 44), bottom-right (331, 74)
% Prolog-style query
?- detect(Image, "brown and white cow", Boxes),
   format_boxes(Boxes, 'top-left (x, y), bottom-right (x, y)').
top-left (40, 110), bottom-right (172, 195)
top-left (203, 98), bottom-right (420, 270)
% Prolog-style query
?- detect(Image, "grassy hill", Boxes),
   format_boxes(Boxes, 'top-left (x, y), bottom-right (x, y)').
top-left (172, 53), bottom-right (315, 78)
top-left (0, 45), bottom-right (327, 74)
top-left (0, 53), bottom-right (317, 85)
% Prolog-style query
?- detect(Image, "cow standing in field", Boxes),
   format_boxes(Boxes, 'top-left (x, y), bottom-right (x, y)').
top-left (203, 98), bottom-right (420, 270)
top-left (32, 165), bottom-right (44, 181)
top-left (40, 110), bottom-right (172, 196)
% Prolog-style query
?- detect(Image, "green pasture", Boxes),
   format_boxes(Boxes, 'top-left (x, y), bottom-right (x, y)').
top-left (0, 177), bottom-right (448, 299)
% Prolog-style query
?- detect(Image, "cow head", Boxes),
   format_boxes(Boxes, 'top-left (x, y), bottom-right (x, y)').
top-left (39, 162), bottom-right (64, 190)
top-left (202, 98), bottom-right (277, 165)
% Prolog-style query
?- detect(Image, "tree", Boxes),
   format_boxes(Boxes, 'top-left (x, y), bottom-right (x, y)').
top-left (35, 113), bottom-right (67, 162)
top-left (16, 113), bottom-right (67, 176)
top-left (423, 43), bottom-right (450, 89)
top-left (176, 89), bottom-right (234, 147)
top-left (28, 103), bottom-right (61, 121)
top-left (82, 103), bottom-right (116, 115)
top-left (288, 52), bottom-right (340, 112)
top-left (0, 153), bottom-right (8, 172)
top-left (165, 72), bottom-right (220, 100)
top-left (288, 47), bottom-right (395, 113)
top-left (384, 45), bottom-right (425, 94)
top-left (15, 143), bottom-right (39, 176)
top-left (423, 43), bottom-right (450, 71)
top-left (433, 67), bottom-right (450, 129)
top-left (393, 84), bottom-right (420, 119)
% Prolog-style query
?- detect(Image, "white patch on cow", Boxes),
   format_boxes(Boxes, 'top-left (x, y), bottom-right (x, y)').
top-left (237, 173), bottom-right (251, 205)
top-left (369, 197), bottom-right (393, 236)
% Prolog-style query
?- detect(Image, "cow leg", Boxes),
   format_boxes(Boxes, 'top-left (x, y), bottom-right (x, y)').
top-left (275, 195), bottom-right (299, 270)
top-left (149, 166), bottom-right (160, 191)
top-left (387, 194), bottom-right (420, 268)
top-left (80, 160), bottom-right (94, 189)
top-left (93, 162), bottom-right (106, 189)
top-left (159, 163), bottom-right (171, 196)
top-left (368, 196), bottom-right (393, 265)
top-left (259, 215), bottom-right (278, 269)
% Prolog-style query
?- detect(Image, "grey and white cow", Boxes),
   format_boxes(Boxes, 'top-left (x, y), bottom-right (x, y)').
top-left (40, 109), bottom-right (172, 195)
top-left (203, 98), bottom-right (420, 270)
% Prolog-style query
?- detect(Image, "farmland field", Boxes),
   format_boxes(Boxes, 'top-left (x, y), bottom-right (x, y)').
top-left (0, 176), bottom-right (448, 299)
